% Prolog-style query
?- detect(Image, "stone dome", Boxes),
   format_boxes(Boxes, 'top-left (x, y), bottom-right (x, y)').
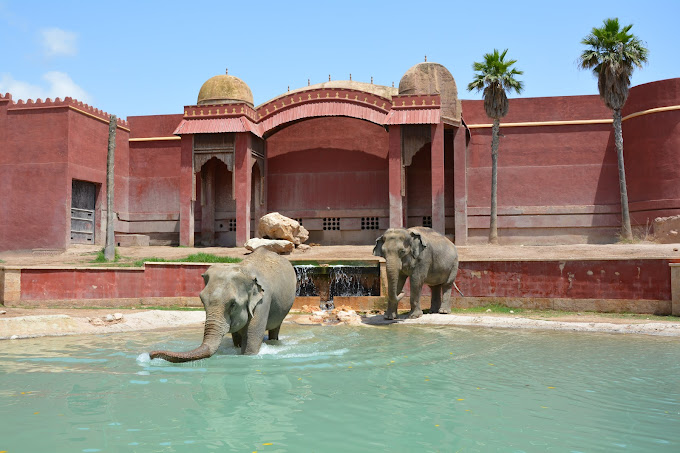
top-left (197, 71), bottom-right (254, 107)
top-left (398, 62), bottom-right (461, 124)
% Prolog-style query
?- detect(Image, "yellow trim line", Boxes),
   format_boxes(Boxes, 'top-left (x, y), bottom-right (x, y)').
top-left (129, 136), bottom-right (181, 142)
top-left (466, 104), bottom-right (680, 129)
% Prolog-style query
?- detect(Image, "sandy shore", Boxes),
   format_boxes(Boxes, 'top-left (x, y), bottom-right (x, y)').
top-left (2, 308), bottom-right (680, 340)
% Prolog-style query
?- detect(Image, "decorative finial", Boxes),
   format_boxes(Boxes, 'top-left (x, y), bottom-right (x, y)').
top-left (329, 74), bottom-right (331, 82)
top-left (287, 85), bottom-right (290, 92)
top-left (349, 73), bottom-right (352, 81)
top-left (226, 68), bottom-right (228, 75)
top-left (392, 81), bottom-right (394, 88)
top-left (308, 78), bottom-right (310, 86)
top-left (371, 76), bottom-right (373, 84)
top-left (424, 55), bottom-right (427, 62)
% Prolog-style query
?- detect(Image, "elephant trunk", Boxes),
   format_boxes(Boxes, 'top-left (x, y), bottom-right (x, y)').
top-left (149, 318), bottom-right (227, 363)
top-left (386, 258), bottom-right (405, 305)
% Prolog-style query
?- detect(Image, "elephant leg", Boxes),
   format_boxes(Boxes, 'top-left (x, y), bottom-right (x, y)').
top-left (268, 326), bottom-right (280, 341)
top-left (429, 285), bottom-right (442, 313)
top-left (385, 273), bottom-right (408, 320)
top-left (231, 331), bottom-right (242, 348)
top-left (439, 262), bottom-right (459, 314)
top-left (439, 284), bottom-right (453, 314)
top-left (241, 303), bottom-right (269, 355)
top-left (408, 274), bottom-right (425, 319)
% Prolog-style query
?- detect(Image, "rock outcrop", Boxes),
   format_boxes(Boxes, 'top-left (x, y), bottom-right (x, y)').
top-left (244, 237), bottom-right (294, 254)
top-left (257, 212), bottom-right (309, 245)
top-left (654, 215), bottom-right (680, 243)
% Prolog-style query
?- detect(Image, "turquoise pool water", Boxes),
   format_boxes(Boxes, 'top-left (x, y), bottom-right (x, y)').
top-left (1, 324), bottom-right (679, 452)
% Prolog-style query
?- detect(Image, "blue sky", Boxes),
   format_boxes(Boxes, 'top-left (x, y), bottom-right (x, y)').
top-left (1, 0), bottom-right (677, 118)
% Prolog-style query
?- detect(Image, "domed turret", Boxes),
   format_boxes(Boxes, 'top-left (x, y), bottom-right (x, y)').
top-left (399, 62), bottom-right (461, 124)
top-left (197, 70), bottom-right (254, 107)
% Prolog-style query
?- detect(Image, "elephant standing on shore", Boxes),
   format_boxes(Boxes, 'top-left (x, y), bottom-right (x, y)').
top-left (150, 247), bottom-right (296, 362)
top-left (373, 227), bottom-right (459, 320)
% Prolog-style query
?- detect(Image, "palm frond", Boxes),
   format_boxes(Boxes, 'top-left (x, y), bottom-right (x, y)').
top-left (578, 17), bottom-right (648, 109)
top-left (468, 48), bottom-right (523, 119)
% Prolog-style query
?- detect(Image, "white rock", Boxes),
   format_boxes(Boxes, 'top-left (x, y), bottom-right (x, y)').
top-left (296, 244), bottom-right (311, 252)
top-left (0, 310), bottom-right (6, 315)
top-left (257, 212), bottom-right (309, 245)
top-left (114, 313), bottom-right (124, 320)
top-left (105, 314), bottom-right (115, 322)
top-left (244, 238), bottom-right (294, 254)
top-left (10, 335), bottom-right (19, 340)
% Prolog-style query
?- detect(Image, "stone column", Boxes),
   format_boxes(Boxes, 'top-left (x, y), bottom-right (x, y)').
top-left (388, 125), bottom-right (403, 229)
top-left (234, 133), bottom-right (252, 246)
top-left (453, 126), bottom-right (468, 245)
top-left (431, 122), bottom-right (445, 234)
top-left (179, 135), bottom-right (194, 246)
top-left (201, 160), bottom-right (215, 246)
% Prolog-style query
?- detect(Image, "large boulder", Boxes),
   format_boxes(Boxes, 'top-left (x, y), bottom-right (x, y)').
top-left (653, 215), bottom-right (680, 244)
top-left (244, 238), bottom-right (294, 254)
top-left (257, 212), bottom-right (309, 245)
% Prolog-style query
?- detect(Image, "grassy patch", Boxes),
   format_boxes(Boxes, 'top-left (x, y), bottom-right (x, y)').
top-left (92, 248), bottom-right (121, 263)
top-left (132, 253), bottom-right (241, 267)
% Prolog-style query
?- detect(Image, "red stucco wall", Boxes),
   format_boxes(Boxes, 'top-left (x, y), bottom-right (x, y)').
top-left (462, 95), bottom-right (623, 243)
top-left (20, 264), bottom-right (208, 300)
top-left (267, 116), bottom-right (389, 215)
top-left (126, 114), bottom-right (183, 243)
top-left (1, 104), bottom-right (71, 250)
top-left (622, 79), bottom-right (680, 224)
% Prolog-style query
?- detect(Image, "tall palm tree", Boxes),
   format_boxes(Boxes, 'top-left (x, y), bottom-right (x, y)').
top-left (579, 18), bottom-right (648, 241)
top-left (468, 49), bottom-right (524, 244)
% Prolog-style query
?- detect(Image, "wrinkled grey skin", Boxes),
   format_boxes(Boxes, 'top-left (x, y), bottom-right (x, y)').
top-left (150, 247), bottom-right (296, 362)
top-left (373, 227), bottom-right (459, 320)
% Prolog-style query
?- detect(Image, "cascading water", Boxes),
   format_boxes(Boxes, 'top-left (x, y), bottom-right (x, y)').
top-left (294, 264), bottom-right (380, 310)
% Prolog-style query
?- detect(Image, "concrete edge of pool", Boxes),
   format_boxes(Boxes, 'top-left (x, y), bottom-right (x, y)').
top-left (2, 309), bottom-right (680, 341)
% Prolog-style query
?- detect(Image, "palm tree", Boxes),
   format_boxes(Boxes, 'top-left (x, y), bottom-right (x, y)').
top-left (579, 18), bottom-right (648, 241)
top-left (468, 49), bottom-right (524, 244)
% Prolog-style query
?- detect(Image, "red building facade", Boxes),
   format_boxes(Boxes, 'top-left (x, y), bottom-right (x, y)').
top-left (0, 63), bottom-right (678, 251)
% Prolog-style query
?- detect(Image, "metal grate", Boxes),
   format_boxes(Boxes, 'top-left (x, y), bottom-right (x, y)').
top-left (229, 219), bottom-right (236, 231)
top-left (323, 217), bottom-right (340, 231)
top-left (361, 217), bottom-right (380, 230)
top-left (422, 216), bottom-right (432, 228)
top-left (294, 218), bottom-right (303, 225)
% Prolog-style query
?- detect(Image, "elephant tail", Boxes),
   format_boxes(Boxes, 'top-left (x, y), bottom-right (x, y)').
top-left (453, 282), bottom-right (464, 297)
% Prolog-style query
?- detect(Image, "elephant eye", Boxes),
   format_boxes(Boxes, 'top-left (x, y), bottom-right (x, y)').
top-left (398, 249), bottom-right (407, 257)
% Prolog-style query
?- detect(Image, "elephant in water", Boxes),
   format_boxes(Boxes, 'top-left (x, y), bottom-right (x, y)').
top-left (373, 227), bottom-right (459, 320)
top-left (150, 247), bottom-right (297, 362)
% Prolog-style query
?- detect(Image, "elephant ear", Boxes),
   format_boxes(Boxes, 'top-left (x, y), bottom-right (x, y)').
top-left (373, 235), bottom-right (385, 257)
top-left (247, 277), bottom-right (264, 318)
top-left (410, 231), bottom-right (427, 260)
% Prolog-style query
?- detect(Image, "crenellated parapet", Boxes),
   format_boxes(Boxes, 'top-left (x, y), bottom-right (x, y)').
top-left (6, 94), bottom-right (129, 129)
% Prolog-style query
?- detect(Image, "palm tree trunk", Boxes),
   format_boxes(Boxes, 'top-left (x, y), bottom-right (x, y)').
top-left (489, 118), bottom-right (500, 244)
top-left (613, 109), bottom-right (633, 240)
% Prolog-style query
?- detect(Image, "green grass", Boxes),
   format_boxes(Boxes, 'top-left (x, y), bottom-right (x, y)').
top-left (92, 248), bottom-right (121, 263)
top-left (89, 249), bottom-right (241, 267)
top-left (132, 253), bottom-right (241, 267)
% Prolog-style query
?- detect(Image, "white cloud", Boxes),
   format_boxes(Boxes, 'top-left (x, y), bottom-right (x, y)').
top-left (0, 72), bottom-right (92, 103)
top-left (40, 27), bottom-right (77, 57)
